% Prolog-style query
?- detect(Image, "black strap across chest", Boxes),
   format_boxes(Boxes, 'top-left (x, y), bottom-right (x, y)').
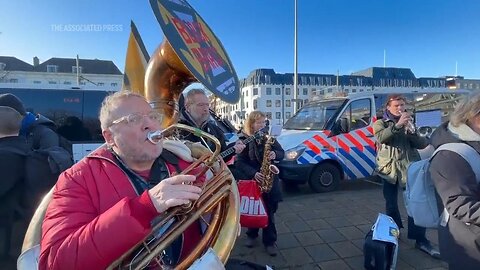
top-left (111, 149), bottom-right (182, 194)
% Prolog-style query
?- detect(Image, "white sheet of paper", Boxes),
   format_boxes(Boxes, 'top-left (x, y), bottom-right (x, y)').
top-left (415, 110), bottom-right (442, 127)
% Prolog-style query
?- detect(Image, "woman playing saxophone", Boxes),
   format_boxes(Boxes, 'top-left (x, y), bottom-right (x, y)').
top-left (233, 111), bottom-right (285, 256)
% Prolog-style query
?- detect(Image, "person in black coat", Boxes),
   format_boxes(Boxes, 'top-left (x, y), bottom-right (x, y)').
top-left (234, 110), bottom-right (284, 256)
top-left (0, 93), bottom-right (65, 151)
top-left (0, 106), bottom-right (29, 262)
top-left (429, 92), bottom-right (480, 269)
top-left (178, 89), bottom-right (244, 162)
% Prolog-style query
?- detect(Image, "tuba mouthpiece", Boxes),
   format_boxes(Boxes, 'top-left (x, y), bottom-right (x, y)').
top-left (147, 130), bottom-right (165, 144)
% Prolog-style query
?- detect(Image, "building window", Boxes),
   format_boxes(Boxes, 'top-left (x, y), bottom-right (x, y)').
top-left (266, 112), bottom-right (272, 119)
top-left (266, 87), bottom-right (272, 95)
top-left (245, 102), bottom-right (248, 109)
top-left (296, 88), bottom-right (300, 95)
top-left (72, 66), bottom-right (83, 74)
top-left (286, 100), bottom-right (291, 107)
top-left (303, 88), bottom-right (308, 95)
top-left (285, 88), bottom-right (291, 95)
top-left (286, 112), bottom-right (291, 118)
top-left (48, 81), bottom-right (57, 84)
top-left (33, 80), bottom-right (41, 84)
top-left (9, 78), bottom-right (18, 83)
top-left (275, 100), bottom-right (281, 107)
top-left (111, 82), bottom-right (118, 87)
top-left (47, 65), bottom-right (58, 73)
top-left (275, 87), bottom-right (281, 95)
top-left (0, 62), bottom-right (6, 70)
top-left (276, 112), bottom-right (281, 119)
top-left (97, 82), bottom-right (104, 86)
top-left (80, 81), bottom-right (86, 85)
top-left (266, 100), bottom-right (272, 107)
top-left (304, 99), bottom-right (309, 104)
top-left (64, 81), bottom-right (72, 85)
top-left (253, 99), bottom-right (258, 109)
top-left (253, 88), bottom-right (258, 95)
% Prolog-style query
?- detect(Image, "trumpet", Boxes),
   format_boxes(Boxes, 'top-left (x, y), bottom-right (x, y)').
top-left (399, 110), bottom-right (416, 134)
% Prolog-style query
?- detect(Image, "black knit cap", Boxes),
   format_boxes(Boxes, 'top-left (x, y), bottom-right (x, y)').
top-left (0, 93), bottom-right (26, 116)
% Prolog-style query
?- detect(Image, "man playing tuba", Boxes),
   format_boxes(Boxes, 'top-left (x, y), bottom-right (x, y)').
top-left (38, 91), bottom-right (206, 269)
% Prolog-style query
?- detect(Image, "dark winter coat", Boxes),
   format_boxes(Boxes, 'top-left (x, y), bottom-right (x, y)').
top-left (429, 122), bottom-right (480, 269)
top-left (26, 114), bottom-right (62, 151)
top-left (178, 109), bottom-right (235, 162)
top-left (234, 136), bottom-right (285, 203)
top-left (0, 136), bottom-right (29, 223)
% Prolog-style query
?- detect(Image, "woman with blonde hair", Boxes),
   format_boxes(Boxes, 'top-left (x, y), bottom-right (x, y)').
top-left (429, 92), bottom-right (480, 269)
top-left (234, 111), bottom-right (284, 256)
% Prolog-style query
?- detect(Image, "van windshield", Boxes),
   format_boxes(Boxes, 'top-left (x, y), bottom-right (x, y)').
top-left (283, 99), bottom-right (346, 130)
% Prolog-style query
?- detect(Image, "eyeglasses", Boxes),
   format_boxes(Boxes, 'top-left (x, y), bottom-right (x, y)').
top-left (194, 103), bottom-right (210, 108)
top-left (109, 111), bottom-right (163, 127)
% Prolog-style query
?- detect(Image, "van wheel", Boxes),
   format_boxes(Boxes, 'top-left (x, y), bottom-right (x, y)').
top-left (308, 163), bottom-right (341, 193)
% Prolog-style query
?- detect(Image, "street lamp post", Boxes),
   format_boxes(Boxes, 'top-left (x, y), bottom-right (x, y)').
top-left (293, 0), bottom-right (298, 113)
top-left (282, 84), bottom-right (285, 125)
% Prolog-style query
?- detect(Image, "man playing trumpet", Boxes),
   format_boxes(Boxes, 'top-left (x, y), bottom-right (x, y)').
top-left (373, 94), bottom-right (440, 258)
top-left (39, 91), bottom-right (205, 269)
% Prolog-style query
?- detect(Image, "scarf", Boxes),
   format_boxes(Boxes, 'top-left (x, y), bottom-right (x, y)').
top-left (382, 110), bottom-right (400, 123)
top-left (19, 112), bottom-right (36, 136)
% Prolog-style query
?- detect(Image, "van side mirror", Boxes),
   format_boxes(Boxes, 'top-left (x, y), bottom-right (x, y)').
top-left (333, 118), bottom-right (349, 134)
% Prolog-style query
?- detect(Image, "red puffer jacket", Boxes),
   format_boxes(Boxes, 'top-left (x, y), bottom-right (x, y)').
top-left (39, 147), bottom-right (163, 270)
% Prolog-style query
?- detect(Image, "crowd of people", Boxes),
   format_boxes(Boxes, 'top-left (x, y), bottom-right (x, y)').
top-left (1, 89), bottom-right (480, 269)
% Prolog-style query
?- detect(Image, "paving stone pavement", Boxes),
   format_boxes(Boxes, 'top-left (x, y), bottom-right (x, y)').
top-left (230, 180), bottom-right (448, 270)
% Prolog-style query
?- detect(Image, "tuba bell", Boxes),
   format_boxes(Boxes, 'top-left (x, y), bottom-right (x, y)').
top-left (19, 0), bottom-right (241, 269)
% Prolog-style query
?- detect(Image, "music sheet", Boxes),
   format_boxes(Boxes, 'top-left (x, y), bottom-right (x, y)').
top-left (415, 110), bottom-right (442, 127)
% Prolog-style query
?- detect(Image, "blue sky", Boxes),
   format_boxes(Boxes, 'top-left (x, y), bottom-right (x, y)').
top-left (1, 0), bottom-right (479, 80)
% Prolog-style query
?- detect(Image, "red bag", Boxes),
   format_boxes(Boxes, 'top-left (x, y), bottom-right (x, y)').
top-left (237, 180), bottom-right (268, 228)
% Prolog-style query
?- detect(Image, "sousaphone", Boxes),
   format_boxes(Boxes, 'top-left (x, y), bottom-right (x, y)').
top-left (19, 0), bottom-right (241, 269)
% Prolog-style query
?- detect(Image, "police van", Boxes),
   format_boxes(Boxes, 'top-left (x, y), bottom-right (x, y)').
top-left (0, 88), bottom-right (238, 162)
top-left (277, 88), bottom-right (470, 192)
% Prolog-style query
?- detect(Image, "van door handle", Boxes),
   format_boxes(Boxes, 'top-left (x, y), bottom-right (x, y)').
top-left (366, 135), bottom-right (374, 138)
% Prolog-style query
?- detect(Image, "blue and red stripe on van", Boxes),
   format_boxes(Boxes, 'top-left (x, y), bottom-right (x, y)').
top-left (298, 127), bottom-right (377, 180)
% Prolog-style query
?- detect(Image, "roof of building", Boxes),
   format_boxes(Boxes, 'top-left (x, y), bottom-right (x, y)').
top-left (241, 67), bottom-right (454, 88)
top-left (241, 68), bottom-right (373, 87)
top-left (0, 56), bottom-right (34, 71)
top-left (352, 67), bottom-right (416, 79)
top-left (35, 57), bottom-right (122, 75)
top-left (0, 56), bottom-right (122, 75)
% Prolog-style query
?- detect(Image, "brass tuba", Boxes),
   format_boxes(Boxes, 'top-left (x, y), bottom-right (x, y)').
top-left (19, 0), bottom-right (241, 269)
